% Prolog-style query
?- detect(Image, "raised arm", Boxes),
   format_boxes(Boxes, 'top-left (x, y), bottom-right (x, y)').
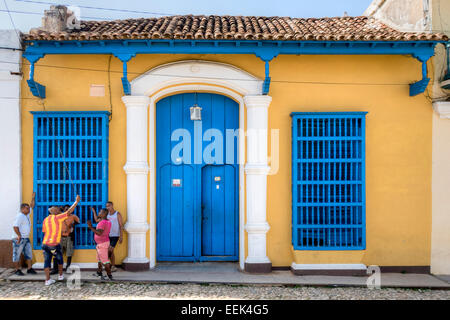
top-left (87, 220), bottom-right (103, 236)
top-left (90, 207), bottom-right (100, 223)
top-left (118, 212), bottom-right (124, 244)
top-left (30, 192), bottom-right (36, 209)
top-left (65, 195), bottom-right (81, 215)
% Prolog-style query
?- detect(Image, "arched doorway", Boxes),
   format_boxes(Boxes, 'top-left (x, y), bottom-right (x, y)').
top-left (156, 92), bottom-right (239, 261)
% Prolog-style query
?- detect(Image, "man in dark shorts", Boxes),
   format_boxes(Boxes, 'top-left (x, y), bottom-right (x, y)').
top-left (91, 201), bottom-right (123, 272)
top-left (60, 204), bottom-right (79, 271)
top-left (51, 204), bottom-right (71, 274)
top-left (42, 195), bottom-right (80, 286)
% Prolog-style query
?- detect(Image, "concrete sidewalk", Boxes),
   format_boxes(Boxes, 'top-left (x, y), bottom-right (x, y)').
top-left (2, 263), bottom-right (450, 289)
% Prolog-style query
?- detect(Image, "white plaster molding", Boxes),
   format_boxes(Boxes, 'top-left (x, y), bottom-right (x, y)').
top-left (244, 164), bottom-right (271, 175)
top-left (433, 101), bottom-right (450, 119)
top-left (123, 162), bottom-right (150, 174)
top-left (122, 257), bottom-right (150, 264)
top-left (243, 95), bottom-right (272, 108)
top-left (131, 60), bottom-right (263, 97)
top-left (148, 84), bottom-right (246, 270)
top-left (124, 222), bottom-right (150, 233)
top-left (128, 60), bottom-right (263, 270)
top-left (243, 94), bottom-right (272, 269)
top-left (121, 95), bottom-right (150, 107)
top-left (121, 95), bottom-right (150, 268)
top-left (291, 263), bottom-right (367, 271)
top-left (245, 222), bottom-right (270, 233)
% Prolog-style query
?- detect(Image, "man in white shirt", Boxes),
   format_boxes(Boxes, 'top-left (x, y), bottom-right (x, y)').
top-left (12, 192), bottom-right (37, 276)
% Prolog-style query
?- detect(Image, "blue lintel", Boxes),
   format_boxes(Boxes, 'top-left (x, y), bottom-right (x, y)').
top-left (22, 39), bottom-right (443, 98)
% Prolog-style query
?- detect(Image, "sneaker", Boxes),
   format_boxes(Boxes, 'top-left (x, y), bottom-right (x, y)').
top-left (111, 266), bottom-right (117, 272)
top-left (27, 268), bottom-right (37, 275)
top-left (92, 271), bottom-right (102, 277)
top-left (100, 275), bottom-right (107, 281)
top-left (58, 274), bottom-right (64, 281)
top-left (107, 275), bottom-right (113, 281)
top-left (45, 279), bottom-right (56, 286)
top-left (14, 269), bottom-right (25, 276)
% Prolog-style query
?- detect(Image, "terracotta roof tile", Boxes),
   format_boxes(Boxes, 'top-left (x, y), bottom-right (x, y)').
top-left (23, 15), bottom-right (448, 42)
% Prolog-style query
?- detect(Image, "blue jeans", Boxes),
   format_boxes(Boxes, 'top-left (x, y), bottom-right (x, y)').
top-left (42, 244), bottom-right (63, 269)
top-left (12, 238), bottom-right (32, 262)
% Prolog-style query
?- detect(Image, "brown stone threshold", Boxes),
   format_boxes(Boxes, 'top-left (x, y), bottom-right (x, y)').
top-left (244, 262), bottom-right (272, 274)
top-left (122, 262), bottom-right (149, 272)
top-left (379, 266), bottom-right (430, 274)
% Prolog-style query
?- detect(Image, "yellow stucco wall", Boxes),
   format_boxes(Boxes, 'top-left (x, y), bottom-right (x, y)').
top-left (21, 53), bottom-right (432, 267)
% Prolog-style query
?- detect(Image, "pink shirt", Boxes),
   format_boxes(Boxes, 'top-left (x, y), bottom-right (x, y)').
top-left (94, 219), bottom-right (111, 244)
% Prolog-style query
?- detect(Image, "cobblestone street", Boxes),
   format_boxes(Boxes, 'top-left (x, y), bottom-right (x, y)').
top-left (0, 281), bottom-right (449, 300)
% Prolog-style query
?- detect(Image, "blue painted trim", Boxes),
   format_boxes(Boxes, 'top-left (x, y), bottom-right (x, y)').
top-left (157, 256), bottom-right (197, 262)
top-left (23, 39), bottom-right (440, 97)
top-left (31, 111), bottom-right (111, 115)
top-left (409, 60), bottom-right (430, 96)
top-left (291, 112), bottom-right (368, 116)
top-left (31, 111), bottom-right (110, 250)
top-left (24, 54), bottom-right (46, 99)
top-left (113, 53), bottom-right (135, 95)
top-left (291, 114), bottom-right (298, 249)
top-left (24, 39), bottom-right (439, 57)
top-left (262, 60), bottom-right (271, 95)
top-left (361, 115), bottom-right (367, 250)
top-left (199, 256), bottom-right (238, 262)
top-left (32, 115), bottom-right (38, 250)
top-left (291, 112), bottom-right (367, 250)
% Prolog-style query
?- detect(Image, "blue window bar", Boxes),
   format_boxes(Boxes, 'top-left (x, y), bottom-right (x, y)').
top-left (291, 112), bottom-right (367, 250)
top-left (32, 111), bottom-right (110, 249)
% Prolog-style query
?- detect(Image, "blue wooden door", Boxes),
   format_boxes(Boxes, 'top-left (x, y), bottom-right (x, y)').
top-left (201, 165), bottom-right (237, 257)
top-left (156, 93), bottom-right (238, 261)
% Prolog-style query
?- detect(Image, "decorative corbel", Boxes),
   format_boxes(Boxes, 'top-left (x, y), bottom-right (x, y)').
top-left (255, 49), bottom-right (279, 95)
top-left (23, 53), bottom-right (45, 99)
top-left (114, 53), bottom-right (136, 95)
top-left (262, 60), bottom-right (271, 95)
top-left (410, 54), bottom-right (432, 97)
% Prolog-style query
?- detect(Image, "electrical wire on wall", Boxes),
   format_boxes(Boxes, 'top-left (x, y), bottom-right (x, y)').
top-left (36, 98), bottom-right (78, 197)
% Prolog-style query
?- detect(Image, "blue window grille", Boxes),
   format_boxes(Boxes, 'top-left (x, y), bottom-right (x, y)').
top-left (291, 112), bottom-right (367, 250)
top-left (32, 111), bottom-right (110, 249)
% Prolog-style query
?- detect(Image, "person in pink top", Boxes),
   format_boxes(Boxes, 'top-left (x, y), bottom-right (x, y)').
top-left (87, 208), bottom-right (112, 281)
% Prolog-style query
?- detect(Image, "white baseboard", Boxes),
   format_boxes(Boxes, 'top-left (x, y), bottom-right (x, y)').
top-left (291, 263), bottom-right (367, 271)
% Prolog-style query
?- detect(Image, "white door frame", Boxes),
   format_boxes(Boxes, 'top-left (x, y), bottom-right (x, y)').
top-left (125, 60), bottom-right (270, 271)
top-left (150, 85), bottom-right (245, 268)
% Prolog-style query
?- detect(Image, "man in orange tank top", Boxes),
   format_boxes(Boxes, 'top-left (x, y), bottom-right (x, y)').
top-left (41, 195), bottom-right (80, 286)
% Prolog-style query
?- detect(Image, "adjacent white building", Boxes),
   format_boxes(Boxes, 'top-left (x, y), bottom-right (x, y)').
top-left (365, 0), bottom-right (450, 275)
top-left (0, 30), bottom-right (22, 260)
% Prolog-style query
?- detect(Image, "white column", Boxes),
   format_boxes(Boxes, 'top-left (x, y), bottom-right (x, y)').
top-left (244, 95), bottom-right (272, 273)
top-left (431, 101), bottom-right (450, 274)
top-left (121, 95), bottom-right (150, 270)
